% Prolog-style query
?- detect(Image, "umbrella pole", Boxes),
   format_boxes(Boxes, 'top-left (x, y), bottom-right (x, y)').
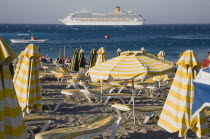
top-left (64, 46), bottom-right (66, 65)
top-left (100, 80), bottom-right (103, 103)
top-left (132, 79), bottom-right (136, 125)
top-left (101, 80), bottom-right (103, 94)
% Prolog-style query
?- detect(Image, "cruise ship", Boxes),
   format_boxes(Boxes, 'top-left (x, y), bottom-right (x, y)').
top-left (60, 7), bottom-right (144, 25)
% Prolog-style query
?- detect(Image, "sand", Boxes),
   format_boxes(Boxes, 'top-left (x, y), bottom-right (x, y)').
top-left (27, 75), bottom-right (207, 139)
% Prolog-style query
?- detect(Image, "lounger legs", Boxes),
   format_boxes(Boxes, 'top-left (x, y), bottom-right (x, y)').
top-left (127, 112), bottom-right (141, 125)
top-left (143, 115), bottom-right (153, 124)
top-left (103, 97), bottom-right (126, 105)
top-left (103, 96), bottom-right (111, 105)
top-left (83, 92), bottom-right (94, 103)
top-left (109, 118), bottom-right (121, 139)
top-left (66, 82), bottom-right (79, 89)
top-left (40, 120), bottom-right (52, 132)
top-left (117, 87), bottom-right (124, 93)
top-left (26, 124), bottom-right (35, 137)
top-left (53, 101), bottom-right (63, 111)
top-left (25, 120), bottom-right (54, 138)
top-left (43, 100), bottom-right (63, 111)
top-left (137, 89), bottom-right (142, 95)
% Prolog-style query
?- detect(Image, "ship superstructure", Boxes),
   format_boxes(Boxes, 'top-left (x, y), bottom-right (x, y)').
top-left (60, 7), bottom-right (144, 25)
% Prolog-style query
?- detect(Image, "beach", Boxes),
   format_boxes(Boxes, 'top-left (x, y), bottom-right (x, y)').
top-left (25, 73), bottom-right (200, 139)
top-left (1, 24), bottom-right (210, 138)
top-left (1, 0), bottom-right (210, 138)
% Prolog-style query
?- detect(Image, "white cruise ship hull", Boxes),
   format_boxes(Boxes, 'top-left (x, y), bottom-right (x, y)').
top-left (60, 19), bottom-right (144, 26)
top-left (10, 39), bottom-right (48, 43)
top-left (60, 7), bottom-right (145, 26)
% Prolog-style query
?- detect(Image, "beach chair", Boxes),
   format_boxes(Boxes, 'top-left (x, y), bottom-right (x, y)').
top-left (35, 114), bottom-right (121, 139)
top-left (40, 72), bottom-right (54, 77)
top-left (131, 77), bottom-right (164, 98)
top-left (50, 70), bottom-right (72, 82)
top-left (111, 103), bottom-right (162, 125)
top-left (153, 75), bottom-right (169, 87)
top-left (60, 81), bottom-right (103, 103)
top-left (127, 82), bottom-right (145, 95)
top-left (60, 67), bottom-right (71, 73)
top-left (109, 81), bottom-right (128, 94)
top-left (61, 89), bottom-right (94, 103)
top-left (140, 77), bottom-right (157, 85)
top-left (79, 86), bottom-right (132, 105)
top-left (42, 97), bottom-right (64, 111)
top-left (41, 65), bottom-right (50, 72)
top-left (66, 79), bottom-right (80, 89)
top-left (66, 74), bottom-right (90, 89)
top-left (39, 74), bottom-right (46, 80)
top-left (61, 81), bottom-right (128, 104)
top-left (81, 81), bottom-right (135, 105)
top-left (24, 115), bottom-right (56, 138)
top-left (145, 86), bottom-right (164, 98)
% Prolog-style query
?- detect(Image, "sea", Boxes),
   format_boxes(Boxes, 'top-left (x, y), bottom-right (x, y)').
top-left (0, 24), bottom-right (210, 63)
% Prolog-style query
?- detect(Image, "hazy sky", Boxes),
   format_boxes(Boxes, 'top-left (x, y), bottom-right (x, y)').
top-left (0, 0), bottom-right (210, 24)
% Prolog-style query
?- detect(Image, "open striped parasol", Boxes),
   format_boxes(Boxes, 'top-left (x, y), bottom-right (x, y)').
top-left (89, 50), bottom-right (173, 125)
top-left (89, 51), bottom-right (173, 81)
top-left (0, 37), bottom-right (27, 138)
top-left (158, 50), bottom-right (208, 138)
top-left (13, 44), bottom-right (42, 113)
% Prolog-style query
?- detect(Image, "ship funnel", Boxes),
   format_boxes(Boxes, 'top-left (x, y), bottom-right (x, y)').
top-left (115, 6), bottom-right (120, 13)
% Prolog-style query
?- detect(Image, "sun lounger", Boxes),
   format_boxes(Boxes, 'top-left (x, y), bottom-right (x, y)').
top-left (35, 114), bottom-right (121, 139)
top-left (60, 67), bottom-right (71, 73)
top-left (40, 72), bottom-right (54, 79)
top-left (146, 86), bottom-right (163, 98)
top-left (42, 98), bottom-right (64, 111)
top-left (64, 73), bottom-right (90, 89)
top-left (66, 79), bottom-right (80, 89)
top-left (39, 74), bottom-right (46, 80)
top-left (78, 81), bottom-right (111, 88)
top-left (50, 70), bottom-right (72, 82)
top-left (127, 82), bottom-right (145, 95)
top-left (61, 89), bottom-right (93, 103)
top-left (112, 103), bottom-right (162, 125)
top-left (24, 115), bottom-right (56, 138)
top-left (80, 86), bottom-right (132, 105)
top-left (61, 81), bottom-right (132, 104)
top-left (79, 81), bottom-right (133, 104)
top-left (41, 65), bottom-right (50, 72)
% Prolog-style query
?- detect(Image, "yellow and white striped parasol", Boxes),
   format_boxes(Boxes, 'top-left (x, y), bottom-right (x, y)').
top-left (89, 50), bottom-right (173, 125)
top-left (13, 44), bottom-right (42, 113)
top-left (158, 50), bottom-right (208, 138)
top-left (89, 51), bottom-right (173, 81)
top-left (0, 37), bottom-right (27, 138)
top-left (95, 47), bottom-right (107, 66)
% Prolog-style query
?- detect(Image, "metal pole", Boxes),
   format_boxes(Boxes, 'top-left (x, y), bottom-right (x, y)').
top-left (132, 79), bottom-right (136, 125)
top-left (64, 46), bottom-right (66, 65)
top-left (59, 48), bottom-right (62, 61)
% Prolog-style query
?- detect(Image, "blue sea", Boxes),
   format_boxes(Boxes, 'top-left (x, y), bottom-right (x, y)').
top-left (0, 24), bottom-right (210, 63)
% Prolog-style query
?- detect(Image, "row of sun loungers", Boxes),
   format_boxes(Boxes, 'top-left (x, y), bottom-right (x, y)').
top-left (30, 65), bottom-right (172, 138)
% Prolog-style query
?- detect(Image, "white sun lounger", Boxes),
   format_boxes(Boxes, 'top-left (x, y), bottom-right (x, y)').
top-left (24, 115), bottom-right (56, 138)
top-left (42, 98), bottom-right (64, 111)
top-left (111, 103), bottom-right (162, 125)
top-left (35, 114), bottom-right (121, 139)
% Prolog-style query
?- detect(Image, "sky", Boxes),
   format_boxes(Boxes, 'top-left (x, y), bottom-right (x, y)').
top-left (0, 0), bottom-right (210, 24)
